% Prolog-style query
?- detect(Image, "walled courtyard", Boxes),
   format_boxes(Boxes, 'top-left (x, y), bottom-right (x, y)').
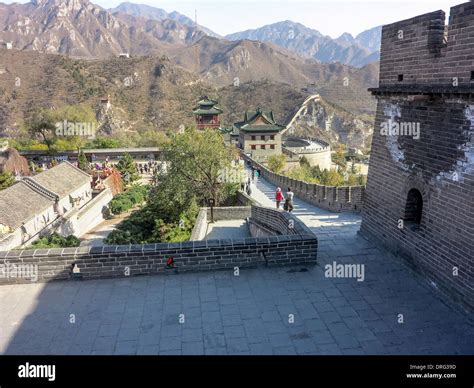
top-left (0, 174), bottom-right (472, 355)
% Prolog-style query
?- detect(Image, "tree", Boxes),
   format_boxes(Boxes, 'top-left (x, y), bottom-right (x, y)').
top-left (25, 109), bottom-right (57, 154)
top-left (0, 171), bottom-right (15, 190)
top-left (161, 128), bottom-right (234, 204)
top-left (77, 150), bottom-right (89, 171)
top-left (86, 136), bottom-right (123, 149)
top-left (267, 154), bottom-right (287, 174)
top-left (321, 169), bottom-right (345, 186)
top-left (137, 130), bottom-right (169, 147)
top-left (299, 155), bottom-right (311, 168)
top-left (116, 153), bottom-right (139, 184)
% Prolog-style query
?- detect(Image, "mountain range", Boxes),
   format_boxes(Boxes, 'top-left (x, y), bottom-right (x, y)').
top-left (0, 0), bottom-right (379, 150)
top-left (226, 21), bottom-right (381, 68)
top-left (0, 0), bottom-right (381, 66)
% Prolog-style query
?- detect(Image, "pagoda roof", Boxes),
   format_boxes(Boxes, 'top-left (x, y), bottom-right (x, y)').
top-left (193, 96), bottom-right (223, 115)
top-left (193, 107), bottom-right (223, 115)
top-left (219, 127), bottom-right (239, 136)
top-left (196, 98), bottom-right (218, 106)
top-left (233, 108), bottom-right (286, 133)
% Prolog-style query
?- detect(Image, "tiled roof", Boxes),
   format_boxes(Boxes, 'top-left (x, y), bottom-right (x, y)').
top-left (30, 161), bottom-right (91, 199)
top-left (0, 181), bottom-right (54, 230)
top-left (233, 108), bottom-right (286, 133)
top-left (193, 97), bottom-right (223, 115)
top-left (0, 162), bottom-right (91, 231)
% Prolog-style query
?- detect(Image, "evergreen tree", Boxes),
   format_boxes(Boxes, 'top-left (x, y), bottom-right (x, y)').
top-left (77, 150), bottom-right (89, 171)
top-left (116, 153), bottom-right (139, 184)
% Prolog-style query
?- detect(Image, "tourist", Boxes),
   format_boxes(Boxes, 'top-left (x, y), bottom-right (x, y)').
top-left (246, 182), bottom-right (252, 196)
top-left (284, 187), bottom-right (294, 212)
top-left (251, 168), bottom-right (255, 181)
top-left (275, 187), bottom-right (284, 209)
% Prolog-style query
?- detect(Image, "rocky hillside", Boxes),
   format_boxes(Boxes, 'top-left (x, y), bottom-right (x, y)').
top-left (0, 0), bottom-right (200, 58)
top-left (109, 2), bottom-right (221, 38)
top-left (170, 36), bottom-right (378, 116)
top-left (0, 51), bottom-right (374, 150)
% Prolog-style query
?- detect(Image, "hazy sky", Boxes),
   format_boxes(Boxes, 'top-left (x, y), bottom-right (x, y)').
top-left (1, 0), bottom-right (465, 37)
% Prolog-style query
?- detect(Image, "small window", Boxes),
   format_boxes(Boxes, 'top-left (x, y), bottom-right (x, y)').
top-left (251, 136), bottom-right (256, 141)
top-left (270, 135), bottom-right (275, 140)
top-left (270, 144), bottom-right (275, 150)
top-left (260, 145), bottom-right (265, 149)
top-left (260, 135), bottom-right (265, 140)
top-left (251, 145), bottom-right (256, 150)
top-left (404, 188), bottom-right (423, 225)
top-left (471, 71), bottom-right (474, 81)
top-left (398, 74), bottom-right (404, 82)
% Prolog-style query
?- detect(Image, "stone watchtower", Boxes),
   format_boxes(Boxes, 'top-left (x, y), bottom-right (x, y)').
top-left (360, 2), bottom-right (474, 309)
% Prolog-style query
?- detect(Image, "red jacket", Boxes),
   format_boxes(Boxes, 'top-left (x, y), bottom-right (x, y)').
top-left (276, 191), bottom-right (284, 201)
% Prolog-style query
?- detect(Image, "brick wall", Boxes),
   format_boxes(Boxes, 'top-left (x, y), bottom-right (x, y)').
top-left (190, 205), bottom-right (252, 241)
top-left (0, 205), bottom-right (317, 284)
top-left (249, 206), bottom-right (314, 237)
top-left (378, 2), bottom-right (474, 88)
top-left (361, 1), bottom-right (474, 310)
top-left (241, 153), bottom-right (365, 212)
top-left (205, 206), bottom-right (251, 222)
top-left (189, 208), bottom-right (208, 241)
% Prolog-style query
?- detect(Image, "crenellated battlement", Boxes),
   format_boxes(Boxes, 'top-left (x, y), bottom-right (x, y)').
top-left (377, 2), bottom-right (474, 90)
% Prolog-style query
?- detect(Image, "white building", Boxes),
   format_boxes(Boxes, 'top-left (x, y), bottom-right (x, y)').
top-left (0, 162), bottom-right (92, 250)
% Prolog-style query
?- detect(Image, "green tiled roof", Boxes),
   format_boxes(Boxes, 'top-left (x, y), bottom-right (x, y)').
top-left (233, 107), bottom-right (285, 133)
top-left (193, 96), bottom-right (223, 115)
top-left (219, 127), bottom-right (239, 136)
top-left (193, 107), bottom-right (223, 115)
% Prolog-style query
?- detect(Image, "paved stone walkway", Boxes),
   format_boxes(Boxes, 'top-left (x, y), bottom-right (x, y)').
top-left (205, 220), bottom-right (250, 240)
top-left (0, 175), bottom-right (472, 355)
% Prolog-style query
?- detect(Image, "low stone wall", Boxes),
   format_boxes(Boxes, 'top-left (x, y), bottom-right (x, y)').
top-left (205, 206), bottom-right (251, 222)
top-left (0, 236), bottom-right (317, 284)
top-left (0, 204), bottom-right (317, 284)
top-left (249, 206), bottom-right (314, 237)
top-left (241, 153), bottom-right (365, 212)
top-left (237, 191), bottom-right (260, 206)
top-left (189, 208), bottom-right (208, 241)
top-left (190, 205), bottom-right (252, 241)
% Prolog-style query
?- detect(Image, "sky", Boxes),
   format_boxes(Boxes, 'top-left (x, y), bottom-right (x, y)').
top-left (1, 0), bottom-right (466, 37)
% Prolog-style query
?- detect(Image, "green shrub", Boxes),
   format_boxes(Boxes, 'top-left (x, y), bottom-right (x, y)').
top-left (31, 233), bottom-right (80, 248)
top-left (109, 196), bottom-right (133, 214)
top-left (108, 185), bottom-right (149, 215)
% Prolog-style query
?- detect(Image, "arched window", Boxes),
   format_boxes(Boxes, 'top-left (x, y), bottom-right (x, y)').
top-left (404, 189), bottom-right (423, 225)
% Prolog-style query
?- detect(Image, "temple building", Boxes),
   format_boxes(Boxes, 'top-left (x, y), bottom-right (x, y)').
top-left (193, 97), bottom-right (223, 130)
top-left (234, 108), bottom-right (285, 162)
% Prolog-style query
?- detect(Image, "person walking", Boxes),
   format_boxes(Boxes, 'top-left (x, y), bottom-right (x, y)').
top-left (246, 182), bottom-right (252, 196)
top-left (284, 187), bottom-right (295, 212)
top-left (275, 187), bottom-right (284, 209)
